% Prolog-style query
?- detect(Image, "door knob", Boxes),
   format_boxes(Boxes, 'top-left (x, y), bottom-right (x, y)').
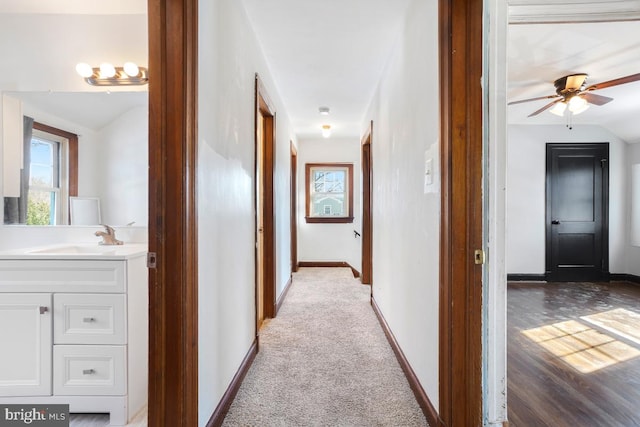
top-left (551, 220), bottom-right (560, 225)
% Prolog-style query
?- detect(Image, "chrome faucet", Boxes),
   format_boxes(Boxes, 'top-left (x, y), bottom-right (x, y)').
top-left (95, 224), bottom-right (124, 245)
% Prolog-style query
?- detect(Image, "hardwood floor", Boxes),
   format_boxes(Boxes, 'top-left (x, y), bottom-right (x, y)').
top-left (508, 281), bottom-right (640, 427)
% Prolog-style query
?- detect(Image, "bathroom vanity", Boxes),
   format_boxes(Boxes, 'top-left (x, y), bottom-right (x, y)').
top-left (0, 243), bottom-right (148, 425)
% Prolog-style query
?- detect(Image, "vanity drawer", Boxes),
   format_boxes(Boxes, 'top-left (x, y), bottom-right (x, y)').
top-left (54, 294), bottom-right (126, 345)
top-left (53, 345), bottom-right (125, 396)
top-left (0, 260), bottom-right (125, 293)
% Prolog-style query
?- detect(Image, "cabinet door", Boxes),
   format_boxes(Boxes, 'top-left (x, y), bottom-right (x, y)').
top-left (0, 293), bottom-right (52, 396)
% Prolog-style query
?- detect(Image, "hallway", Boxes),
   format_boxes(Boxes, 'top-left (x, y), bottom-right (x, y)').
top-left (222, 268), bottom-right (428, 426)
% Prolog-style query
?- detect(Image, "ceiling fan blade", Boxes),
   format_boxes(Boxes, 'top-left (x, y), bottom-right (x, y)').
top-left (508, 94), bottom-right (559, 105)
top-left (528, 99), bottom-right (562, 117)
top-left (585, 73), bottom-right (640, 91)
top-left (581, 92), bottom-right (613, 106)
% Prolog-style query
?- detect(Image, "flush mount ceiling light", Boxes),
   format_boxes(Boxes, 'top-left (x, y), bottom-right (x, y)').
top-left (75, 62), bottom-right (149, 86)
top-left (322, 124), bottom-right (331, 138)
top-left (319, 106), bottom-right (330, 115)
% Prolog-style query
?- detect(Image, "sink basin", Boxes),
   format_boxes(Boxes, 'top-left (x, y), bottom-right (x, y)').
top-left (27, 245), bottom-right (118, 255)
top-left (0, 243), bottom-right (148, 260)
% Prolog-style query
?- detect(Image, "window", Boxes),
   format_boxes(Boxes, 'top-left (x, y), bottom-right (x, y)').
top-left (28, 135), bottom-right (62, 225)
top-left (25, 123), bottom-right (76, 225)
top-left (305, 163), bottom-right (353, 223)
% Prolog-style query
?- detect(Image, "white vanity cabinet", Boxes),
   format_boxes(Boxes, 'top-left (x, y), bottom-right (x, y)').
top-left (0, 246), bottom-right (148, 426)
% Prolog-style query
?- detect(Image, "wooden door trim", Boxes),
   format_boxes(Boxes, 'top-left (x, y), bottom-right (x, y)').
top-left (32, 122), bottom-right (78, 198)
top-left (361, 121), bottom-right (373, 286)
top-left (147, 0), bottom-right (198, 426)
top-left (290, 141), bottom-right (298, 273)
top-left (439, 0), bottom-right (484, 426)
top-left (255, 74), bottom-right (277, 321)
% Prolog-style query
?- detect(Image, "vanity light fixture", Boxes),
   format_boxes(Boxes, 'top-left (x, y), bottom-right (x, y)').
top-left (75, 62), bottom-right (149, 86)
top-left (322, 124), bottom-right (332, 138)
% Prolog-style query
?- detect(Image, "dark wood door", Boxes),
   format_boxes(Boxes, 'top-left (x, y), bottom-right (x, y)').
top-left (546, 143), bottom-right (609, 281)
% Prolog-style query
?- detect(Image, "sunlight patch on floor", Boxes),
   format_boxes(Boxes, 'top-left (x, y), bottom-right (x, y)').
top-left (582, 308), bottom-right (640, 345)
top-left (522, 318), bottom-right (640, 373)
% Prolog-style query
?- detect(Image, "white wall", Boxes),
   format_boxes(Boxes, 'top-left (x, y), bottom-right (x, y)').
top-left (197, 1), bottom-right (295, 424)
top-left (506, 124), bottom-right (628, 275)
top-left (95, 106), bottom-right (148, 227)
top-left (626, 143), bottom-right (640, 276)
top-left (297, 138), bottom-right (361, 272)
top-left (0, 13), bottom-right (147, 93)
top-left (363, 0), bottom-right (440, 410)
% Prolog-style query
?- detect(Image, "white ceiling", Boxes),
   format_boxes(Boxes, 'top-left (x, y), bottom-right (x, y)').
top-left (242, 1), bottom-right (640, 143)
top-left (7, 91), bottom-right (148, 131)
top-left (241, 0), bottom-right (413, 140)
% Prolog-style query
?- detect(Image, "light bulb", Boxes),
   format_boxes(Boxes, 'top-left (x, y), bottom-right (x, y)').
top-left (549, 101), bottom-right (567, 117)
top-left (123, 62), bottom-right (140, 77)
top-left (75, 63), bottom-right (94, 78)
top-left (568, 96), bottom-right (589, 115)
top-left (99, 63), bottom-right (116, 78)
top-left (322, 125), bottom-right (331, 138)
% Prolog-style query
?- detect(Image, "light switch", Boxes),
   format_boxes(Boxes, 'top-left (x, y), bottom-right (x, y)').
top-left (425, 158), bottom-right (433, 185)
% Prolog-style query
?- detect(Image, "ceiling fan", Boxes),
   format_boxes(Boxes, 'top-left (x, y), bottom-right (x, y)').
top-left (509, 72), bottom-right (640, 117)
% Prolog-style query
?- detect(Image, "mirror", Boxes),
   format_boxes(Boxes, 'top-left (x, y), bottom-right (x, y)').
top-left (2, 90), bottom-right (148, 227)
top-left (0, 9), bottom-right (148, 227)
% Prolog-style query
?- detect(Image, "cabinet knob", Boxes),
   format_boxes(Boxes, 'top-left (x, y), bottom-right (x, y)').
top-left (39, 306), bottom-right (49, 315)
top-left (82, 317), bottom-right (96, 323)
top-left (82, 369), bottom-right (95, 375)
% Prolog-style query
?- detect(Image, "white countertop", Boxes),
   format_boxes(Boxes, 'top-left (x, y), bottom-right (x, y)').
top-left (0, 243), bottom-right (148, 260)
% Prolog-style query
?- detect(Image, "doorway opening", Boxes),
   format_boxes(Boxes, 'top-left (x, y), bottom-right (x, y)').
top-left (291, 142), bottom-right (298, 273)
top-left (255, 74), bottom-right (277, 331)
top-left (361, 121), bottom-right (373, 287)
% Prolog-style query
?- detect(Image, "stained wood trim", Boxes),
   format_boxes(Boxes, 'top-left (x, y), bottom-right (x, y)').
top-left (507, 274), bottom-right (546, 282)
top-left (206, 339), bottom-right (259, 427)
top-left (32, 122), bottom-right (78, 199)
top-left (439, 0), bottom-right (484, 426)
top-left (290, 141), bottom-right (298, 273)
top-left (297, 261), bottom-right (360, 278)
top-left (255, 74), bottom-right (277, 320)
top-left (147, 0), bottom-right (199, 425)
top-left (276, 275), bottom-right (293, 314)
top-left (371, 297), bottom-right (444, 427)
top-left (361, 121), bottom-right (373, 286)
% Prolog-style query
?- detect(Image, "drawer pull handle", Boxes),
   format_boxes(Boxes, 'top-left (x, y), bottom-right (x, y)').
top-left (82, 317), bottom-right (96, 323)
top-left (82, 369), bottom-right (95, 375)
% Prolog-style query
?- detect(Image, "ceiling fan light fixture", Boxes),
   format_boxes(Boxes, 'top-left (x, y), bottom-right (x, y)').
top-left (549, 102), bottom-right (567, 116)
top-left (568, 95), bottom-right (589, 115)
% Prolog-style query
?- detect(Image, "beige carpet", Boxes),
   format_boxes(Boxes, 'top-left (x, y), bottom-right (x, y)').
top-left (222, 267), bottom-right (428, 427)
